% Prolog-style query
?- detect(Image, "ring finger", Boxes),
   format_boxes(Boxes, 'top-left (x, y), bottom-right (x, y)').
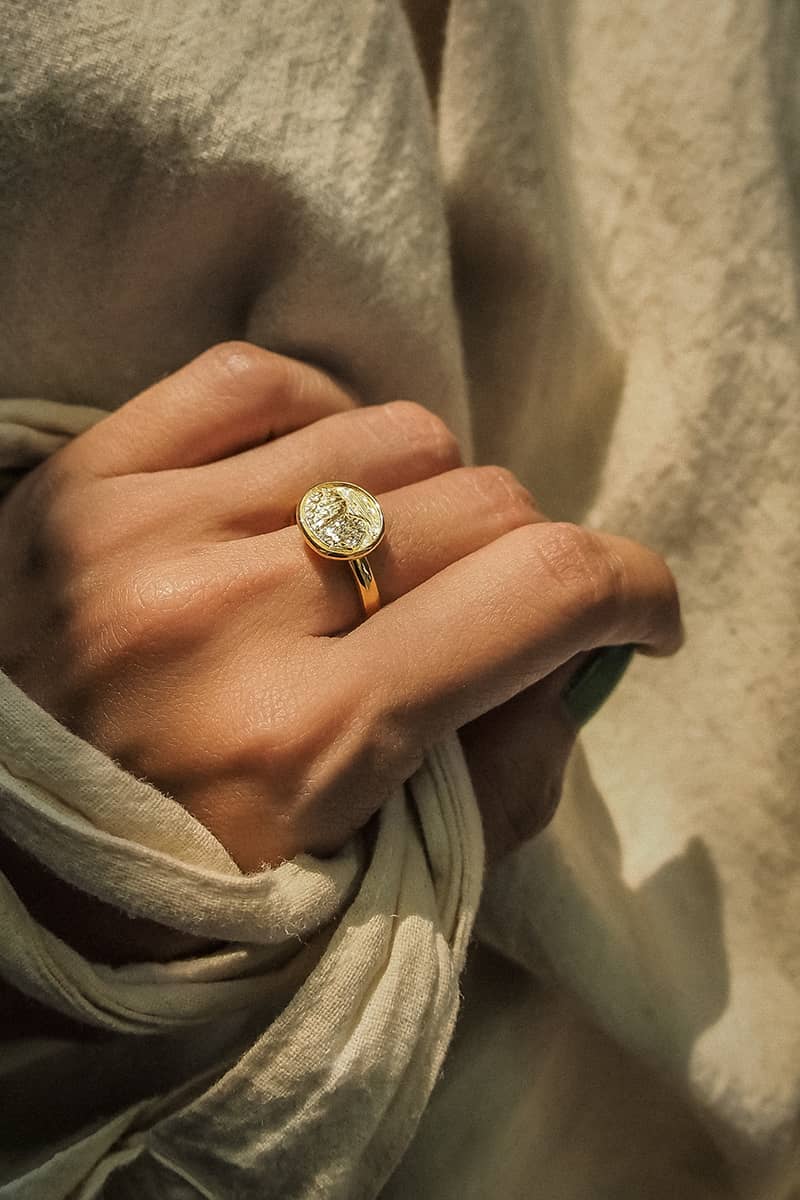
top-left (223, 465), bottom-right (547, 635)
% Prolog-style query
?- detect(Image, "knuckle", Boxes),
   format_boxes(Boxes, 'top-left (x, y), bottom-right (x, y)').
top-left (21, 454), bottom-right (79, 531)
top-left (37, 484), bottom-right (104, 577)
top-left (526, 522), bottom-right (625, 631)
top-left (463, 465), bottom-right (536, 521)
top-left (50, 479), bottom-right (139, 573)
top-left (245, 716), bottom-right (307, 776)
top-left (242, 692), bottom-right (333, 787)
top-left (201, 340), bottom-right (272, 388)
top-left (538, 773), bottom-right (564, 832)
top-left (501, 772), bottom-right (562, 853)
top-left (109, 561), bottom-right (210, 653)
top-left (381, 400), bottom-right (462, 468)
top-left (259, 654), bottom-right (421, 796)
top-left (61, 513), bottom-right (103, 572)
top-left (362, 691), bottom-right (424, 782)
top-left (202, 344), bottom-right (346, 421)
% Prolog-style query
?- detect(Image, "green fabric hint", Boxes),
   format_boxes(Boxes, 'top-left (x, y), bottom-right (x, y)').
top-left (561, 644), bottom-right (636, 727)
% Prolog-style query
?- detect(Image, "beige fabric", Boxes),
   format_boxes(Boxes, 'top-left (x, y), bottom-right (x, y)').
top-left (0, 658), bottom-right (483, 1197)
top-left (0, 1), bottom-right (798, 1197)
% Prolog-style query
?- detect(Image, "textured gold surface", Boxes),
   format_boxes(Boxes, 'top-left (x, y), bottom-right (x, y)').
top-left (297, 482), bottom-right (385, 560)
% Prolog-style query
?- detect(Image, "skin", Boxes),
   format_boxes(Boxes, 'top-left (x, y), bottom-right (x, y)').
top-left (0, 342), bottom-right (683, 969)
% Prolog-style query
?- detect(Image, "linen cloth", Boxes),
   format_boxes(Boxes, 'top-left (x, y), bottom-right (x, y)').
top-left (0, 1), bottom-right (798, 1197)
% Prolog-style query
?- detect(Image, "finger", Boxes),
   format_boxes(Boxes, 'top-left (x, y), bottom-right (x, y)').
top-left (222, 465), bottom-right (545, 632)
top-left (461, 654), bottom-right (588, 863)
top-left (194, 400), bottom-right (463, 534)
top-left (70, 342), bottom-right (357, 475)
top-left (338, 521), bottom-right (684, 763)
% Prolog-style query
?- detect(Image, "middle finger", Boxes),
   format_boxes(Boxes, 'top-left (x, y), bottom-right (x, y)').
top-left (191, 401), bottom-right (464, 536)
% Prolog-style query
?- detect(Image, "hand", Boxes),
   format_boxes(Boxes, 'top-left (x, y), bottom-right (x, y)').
top-left (0, 343), bottom-right (682, 876)
top-left (461, 651), bottom-right (600, 864)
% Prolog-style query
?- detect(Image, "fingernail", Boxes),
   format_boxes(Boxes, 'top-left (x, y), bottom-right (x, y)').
top-left (561, 644), bottom-right (635, 727)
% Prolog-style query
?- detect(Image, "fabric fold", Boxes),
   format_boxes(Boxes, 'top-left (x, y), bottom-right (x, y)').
top-left (0, 400), bottom-right (485, 1197)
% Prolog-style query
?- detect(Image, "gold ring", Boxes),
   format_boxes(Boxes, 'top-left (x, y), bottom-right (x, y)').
top-left (296, 482), bottom-right (385, 619)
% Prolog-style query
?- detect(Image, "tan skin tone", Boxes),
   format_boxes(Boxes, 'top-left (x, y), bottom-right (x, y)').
top-left (0, 343), bottom-right (683, 982)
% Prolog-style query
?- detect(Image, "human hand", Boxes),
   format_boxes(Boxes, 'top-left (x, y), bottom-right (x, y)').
top-left (460, 647), bottom-right (633, 863)
top-left (0, 343), bottom-right (682, 874)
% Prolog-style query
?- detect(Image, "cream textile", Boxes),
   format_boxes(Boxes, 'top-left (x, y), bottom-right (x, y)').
top-left (1, 1), bottom-right (799, 1198)
top-left (0, 636), bottom-right (483, 1197)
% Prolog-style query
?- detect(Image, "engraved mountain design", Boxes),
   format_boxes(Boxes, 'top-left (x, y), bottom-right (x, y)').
top-left (300, 484), bottom-right (383, 556)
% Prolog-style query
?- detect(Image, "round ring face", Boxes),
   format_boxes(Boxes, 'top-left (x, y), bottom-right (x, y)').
top-left (297, 482), bottom-right (385, 559)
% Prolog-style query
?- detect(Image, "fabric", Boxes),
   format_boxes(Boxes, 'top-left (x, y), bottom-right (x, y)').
top-left (1, 1), bottom-right (798, 1197)
top-left (0, 652), bottom-right (483, 1197)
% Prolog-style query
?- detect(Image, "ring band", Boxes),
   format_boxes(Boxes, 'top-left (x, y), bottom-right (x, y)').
top-left (296, 481), bottom-right (385, 620)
